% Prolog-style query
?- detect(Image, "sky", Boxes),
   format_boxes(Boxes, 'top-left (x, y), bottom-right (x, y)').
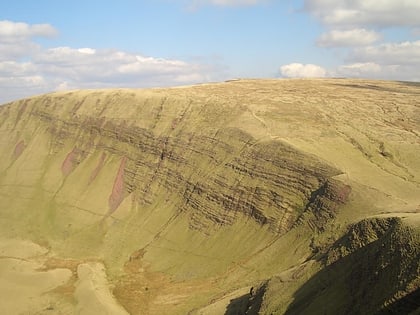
top-left (0, 0), bottom-right (419, 103)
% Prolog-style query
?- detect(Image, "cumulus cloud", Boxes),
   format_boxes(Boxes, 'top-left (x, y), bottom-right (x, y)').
top-left (324, 41), bottom-right (420, 81)
top-left (300, 1), bottom-right (420, 82)
top-left (0, 20), bottom-right (57, 40)
top-left (349, 40), bottom-right (420, 65)
top-left (304, 0), bottom-right (420, 28)
top-left (317, 28), bottom-right (381, 47)
top-left (32, 47), bottom-right (214, 85)
top-left (0, 20), bottom-right (57, 61)
top-left (338, 40), bottom-right (420, 80)
top-left (335, 62), bottom-right (420, 81)
top-left (280, 63), bottom-right (327, 78)
top-left (336, 62), bottom-right (381, 76)
top-left (0, 20), bottom-right (225, 104)
top-left (326, 40), bottom-right (420, 81)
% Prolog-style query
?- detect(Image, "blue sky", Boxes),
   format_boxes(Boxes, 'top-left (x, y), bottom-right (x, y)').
top-left (0, 0), bottom-right (419, 103)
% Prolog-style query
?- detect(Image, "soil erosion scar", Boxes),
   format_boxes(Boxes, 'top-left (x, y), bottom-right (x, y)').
top-left (108, 156), bottom-right (127, 213)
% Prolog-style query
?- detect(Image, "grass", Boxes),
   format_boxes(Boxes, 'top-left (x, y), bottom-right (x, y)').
top-left (0, 78), bottom-right (419, 314)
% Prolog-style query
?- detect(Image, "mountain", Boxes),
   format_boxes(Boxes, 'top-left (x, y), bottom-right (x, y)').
top-left (0, 79), bottom-right (419, 314)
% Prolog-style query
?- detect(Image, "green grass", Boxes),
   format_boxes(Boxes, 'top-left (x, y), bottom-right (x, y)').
top-left (0, 79), bottom-right (419, 314)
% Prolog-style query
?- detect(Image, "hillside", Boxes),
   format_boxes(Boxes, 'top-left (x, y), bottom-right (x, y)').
top-left (0, 79), bottom-right (419, 314)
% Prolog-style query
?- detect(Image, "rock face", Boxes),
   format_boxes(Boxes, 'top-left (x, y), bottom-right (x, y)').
top-left (0, 79), bottom-right (419, 314)
top-left (1, 88), bottom-right (343, 234)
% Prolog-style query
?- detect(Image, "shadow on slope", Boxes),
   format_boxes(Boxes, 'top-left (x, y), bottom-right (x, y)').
top-left (225, 285), bottom-right (265, 315)
top-left (284, 218), bottom-right (420, 315)
top-left (376, 288), bottom-right (420, 315)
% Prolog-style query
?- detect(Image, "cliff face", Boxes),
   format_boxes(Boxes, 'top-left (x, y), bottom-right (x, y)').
top-left (0, 79), bottom-right (419, 315)
top-left (0, 86), bottom-right (344, 236)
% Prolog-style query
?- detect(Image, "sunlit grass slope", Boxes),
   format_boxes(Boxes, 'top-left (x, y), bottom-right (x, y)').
top-left (0, 79), bottom-right (418, 314)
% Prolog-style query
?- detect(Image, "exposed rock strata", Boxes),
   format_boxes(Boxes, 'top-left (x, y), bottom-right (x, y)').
top-left (7, 99), bottom-right (344, 234)
top-left (0, 79), bottom-right (418, 315)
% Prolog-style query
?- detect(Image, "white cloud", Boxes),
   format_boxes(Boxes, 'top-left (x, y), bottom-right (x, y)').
top-left (0, 20), bottom-right (226, 104)
top-left (304, 0), bottom-right (420, 27)
top-left (328, 40), bottom-right (420, 81)
top-left (349, 40), bottom-right (420, 65)
top-left (336, 62), bottom-right (381, 76)
top-left (300, 1), bottom-right (420, 82)
top-left (326, 40), bottom-right (420, 80)
top-left (0, 21), bottom-right (55, 61)
top-left (280, 63), bottom-right (327, 78)
top-left (335, 62), bottom-right (420, 81)
top-left (32, 47), bottom-right (212, 84)
top-left (317, 28), bottom-right (381, 47)
top-left (0, 20), bottom-right (57, 40)
top-left (77, 48), bottom-right (96, 55)
top-left (329, 41), bottom-right (420, 81)
top-left (0, 61), bottom-right (36, 76)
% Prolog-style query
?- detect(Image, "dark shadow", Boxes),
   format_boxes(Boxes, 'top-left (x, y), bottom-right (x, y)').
top-left (285, 219), bottom-right (420, 315)
top-left (225, 284), bottom-right (266, 315)
top-left (375, 288), bottom-right (420, 314)
top-left (224, 293), bottom-right (251, 315)
top-left (396, 81), bottom-right (420, 88)
top-left (331, 83), bottom-right (398, 93)
top-left (330, 82), bottom-right (420, 94)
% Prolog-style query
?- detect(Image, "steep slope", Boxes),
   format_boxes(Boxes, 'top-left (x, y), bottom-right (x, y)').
top-left (0, 79), bottom-right (419, 314)
top-left (256, 217), bottom-right (420, 315)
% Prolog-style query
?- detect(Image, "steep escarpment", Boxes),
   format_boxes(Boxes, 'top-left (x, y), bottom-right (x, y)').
top-left (0, 79), bottom-right (419, 314)
top-left (284, 217), bottom-right (420, 315)
top-left (0, 92), bottom-right (341, 235)
top-left (296, 178), bottom-right (352, 232)
top-left (242, 218), bottom-right (420, 315)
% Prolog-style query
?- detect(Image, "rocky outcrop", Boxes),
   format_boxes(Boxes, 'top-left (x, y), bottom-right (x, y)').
top-left (284, 217), bottom-right (420, 315)
top-left (4, 97), bottom-right (343, 234)
top-left (0, 79), bottom-right (419, 315)
top-left (297, 179), bottom-right (352, 232)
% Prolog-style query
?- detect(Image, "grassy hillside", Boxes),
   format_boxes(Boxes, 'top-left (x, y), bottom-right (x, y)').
top-left (0, 79), bottom-right (419, 314)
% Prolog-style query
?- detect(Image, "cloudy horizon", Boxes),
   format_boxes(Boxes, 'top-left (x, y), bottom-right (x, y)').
top-left (1, 0), bottom-right (419, 103)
